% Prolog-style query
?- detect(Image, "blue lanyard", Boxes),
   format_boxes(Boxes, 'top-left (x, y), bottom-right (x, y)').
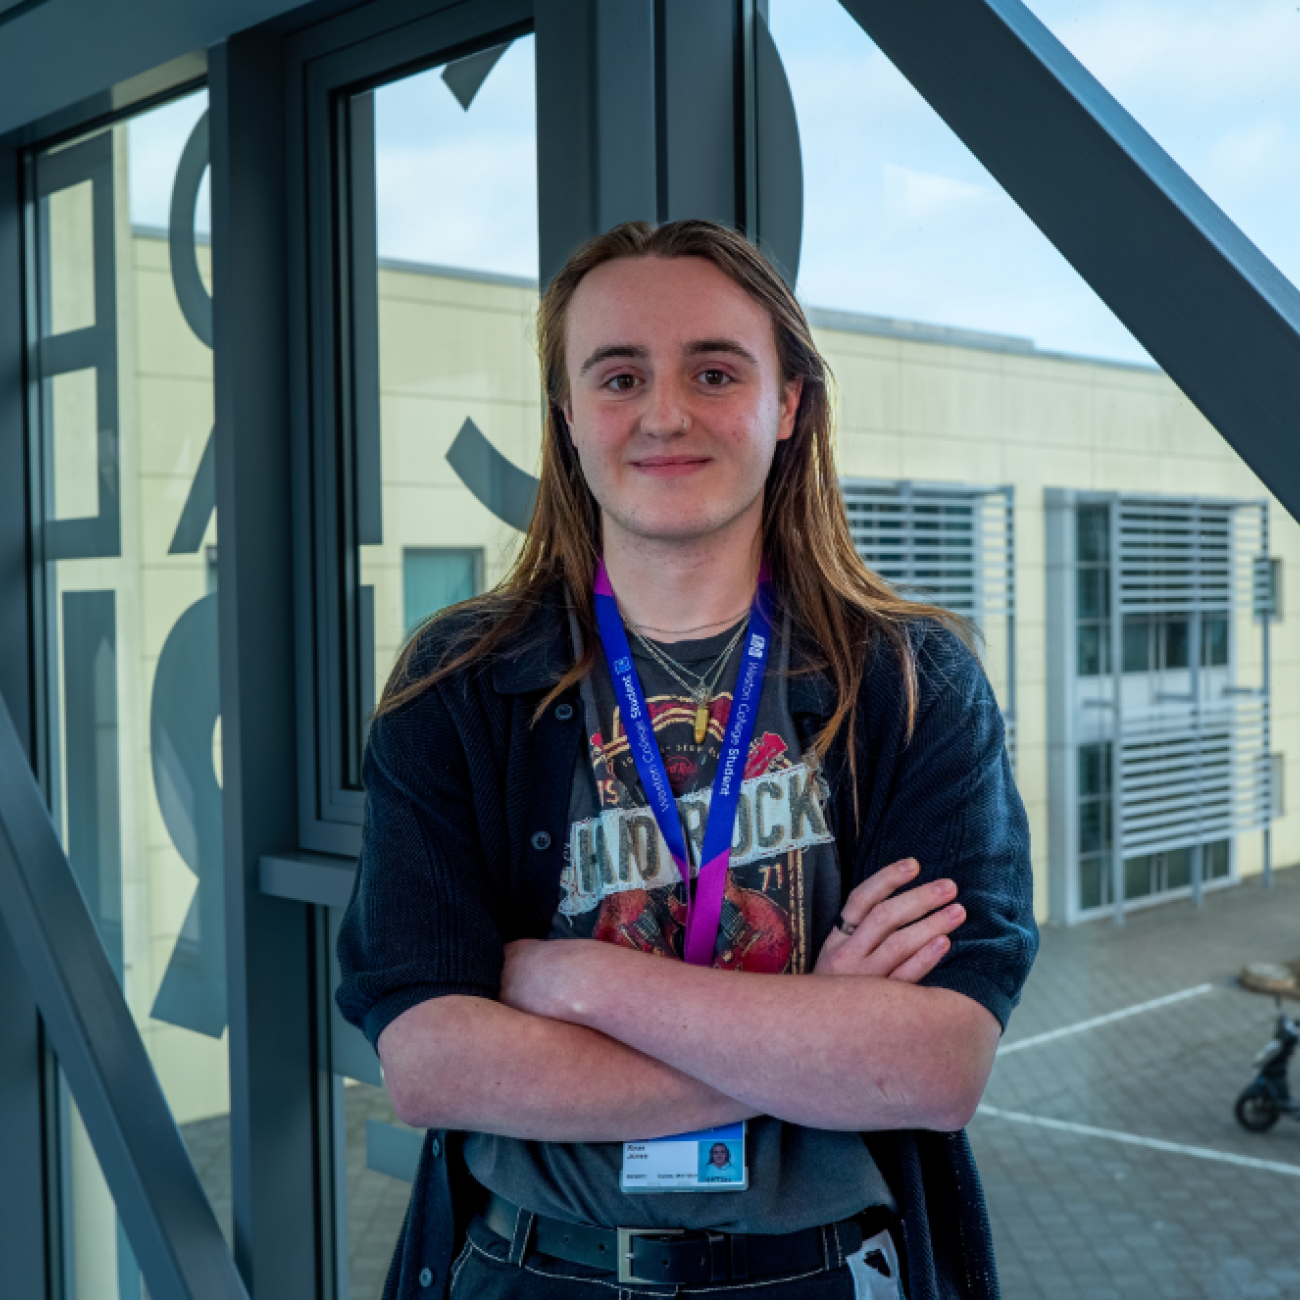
top-left (593, 559), bottom-right (773, 966)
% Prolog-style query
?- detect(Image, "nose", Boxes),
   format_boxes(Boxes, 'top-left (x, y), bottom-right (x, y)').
top-left (639, 371), bottom-right (691, 439)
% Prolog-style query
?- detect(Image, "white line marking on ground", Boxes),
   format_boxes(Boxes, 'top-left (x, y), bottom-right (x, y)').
top-left (977, 1106), bottom-right (1300, 1178)
top-left (998, 983), bottom-right (1215, 1055)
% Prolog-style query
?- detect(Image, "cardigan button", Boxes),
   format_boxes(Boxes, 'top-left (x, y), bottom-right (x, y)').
top-left (430, 1137), bottom-right (441, 1158)
top-left (418, 1267), bottom-right (434, 1288)
top-left (530, 831), bottom-right (552, 851)
top-left (555, 702), bottom-right (574, 721)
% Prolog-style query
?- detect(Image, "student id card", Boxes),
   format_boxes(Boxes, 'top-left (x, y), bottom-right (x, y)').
top-left (620, 1122), bottom-right (748, 1193)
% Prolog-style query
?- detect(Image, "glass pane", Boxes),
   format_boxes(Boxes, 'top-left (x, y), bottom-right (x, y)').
top-left (769, 4), bottom-right (1291, 1291)
top-left (1076, 624), bottom-right (1107, 677)
top-left (1164, 847), bottom-right (1191, 891)
top-left (1122, 616), bottom-right (1151, 673)
top-left (1078, 800), bottom-right (1106, 856)
top-left (1161, 617), bottom-right (1190, 670)
top-left (1025, 0), bottom-right (1300, 307)
top-left (1124, 855), bottom-right (1154, 900)
top-left (1202, 614), bottom-right (1229, 667)
top-left (1076, 504), bottom-right (1110, 563)
top-left (402, 547), bottom-right (481, 634)
top-left (341, 1081), bottom-right (419, 1299)
top-left (354, 35), bottom-right (539, 737)
top-left (1206, 839), bottom-right (1231, 880)
top-left (30, 88), bottom-right (229, 1293)
top-left (1077, 569), bottom-right (1108, 621)
top-left (1078, 857), bottom-right (1106, 912)
top-left (771, 0), bottom-right (1148, 362)
top-left (1077, 742), bottom-right (1108, 797)
top-left (341, 33), bottom-right (539, 1297)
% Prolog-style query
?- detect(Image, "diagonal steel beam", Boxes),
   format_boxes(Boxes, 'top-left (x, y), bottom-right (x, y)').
top-left (839, 0), bottom-right (1300, 524)
top-left (0, 694), bottom-right (248, 1300)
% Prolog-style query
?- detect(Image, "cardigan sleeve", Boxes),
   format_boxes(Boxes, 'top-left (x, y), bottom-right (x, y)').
top-left (860, 626), bottom-right (1038, 1030)
top-left (335, 688), bottom-right (506, 1052)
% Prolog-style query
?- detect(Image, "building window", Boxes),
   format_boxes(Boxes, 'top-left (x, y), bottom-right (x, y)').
top-left (841, 479), bottom-right (1016, 757)
top-left (403, 548), bottom-right (482, 634)
top-left (1075, 504), bottom-right (1110, 677)
top-left (1048, 490), bottom-right (1274, 923)
top-left (1078, 741), bottom-right (1112, 911)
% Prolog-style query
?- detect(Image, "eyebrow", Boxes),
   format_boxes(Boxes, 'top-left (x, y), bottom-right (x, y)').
top-left (579, 344), bottom-right (647, 375)
top-left (578, 338), bottom-right (760, 375)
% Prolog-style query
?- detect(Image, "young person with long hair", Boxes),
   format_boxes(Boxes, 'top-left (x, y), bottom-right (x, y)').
top-left (337, 220), bottom-right (1037, 1300)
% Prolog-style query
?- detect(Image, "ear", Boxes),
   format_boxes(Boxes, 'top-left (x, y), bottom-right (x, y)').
top-left (776, 376), bottom-right (803, 442)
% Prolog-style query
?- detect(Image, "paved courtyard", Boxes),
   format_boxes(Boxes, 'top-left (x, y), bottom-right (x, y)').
top-left (970, 864), bottom-right (1300, 1300)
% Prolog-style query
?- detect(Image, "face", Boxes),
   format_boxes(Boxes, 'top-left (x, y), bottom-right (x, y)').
top-left (562, 255), bottom-right (802, 549)
top-left (710, 1143), bottom-right (730, 1167)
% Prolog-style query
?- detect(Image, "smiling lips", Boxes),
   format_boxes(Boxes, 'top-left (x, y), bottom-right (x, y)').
top-left (630, 454), bottom-right (712, 477)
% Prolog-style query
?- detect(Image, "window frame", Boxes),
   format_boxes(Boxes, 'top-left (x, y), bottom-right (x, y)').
top-left (285, 0), bottom-right (533, 855)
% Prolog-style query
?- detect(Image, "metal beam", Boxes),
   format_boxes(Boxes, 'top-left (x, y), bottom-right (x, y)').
top-left (839, 0), bottom-right (1300, 524)
top-left (535, 0), bottom-right (657, 286)
top-left (0, 129), bottom-right (50, 1300)
top-left (210, 31), bottom-right (320, 1300)
top-left (0, 693), bottom-right (247, 1300)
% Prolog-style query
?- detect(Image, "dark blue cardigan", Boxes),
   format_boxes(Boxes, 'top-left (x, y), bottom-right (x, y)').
top-left (337, 591), bottom-right (1037, 1299)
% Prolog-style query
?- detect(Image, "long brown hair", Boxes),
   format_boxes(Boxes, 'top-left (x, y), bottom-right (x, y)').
top-left (379, 219), bottom-right (971, 764)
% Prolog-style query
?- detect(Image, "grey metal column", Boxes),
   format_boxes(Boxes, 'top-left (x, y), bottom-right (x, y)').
top-left (0, 133), bottom-right (50, 1300)
top-left (1108, 501), bottom-right (1124, 927)
top-left (1261, 504), bottom-right (1273, 889)
top-left (210, 33), bottom-right (319, 1300)
top-left (1189, 500), bottom-right (1204, 909)
top-left (656, 0), bottom-right (740, 227)
top-left (535, 0), bottom-right (657, 285)
top-left (839, 0), bottom-right (1300, 525)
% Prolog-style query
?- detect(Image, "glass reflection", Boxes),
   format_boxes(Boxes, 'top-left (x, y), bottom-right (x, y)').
top-left (338, 34), bottom-right (539, 1298)
top-left (30, 87), bottom-right (229, 1296)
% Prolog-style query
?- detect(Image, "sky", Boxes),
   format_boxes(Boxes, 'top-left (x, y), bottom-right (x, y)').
top-left (125, 2), bottom-right (1300, 367)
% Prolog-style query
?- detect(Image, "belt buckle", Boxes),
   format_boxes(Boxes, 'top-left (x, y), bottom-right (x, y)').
top-left (617, 1226), bottom-right (684, 1284)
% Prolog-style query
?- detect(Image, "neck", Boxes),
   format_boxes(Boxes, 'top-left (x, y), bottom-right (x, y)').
top-left (601, 514), bottom-right (761, 643)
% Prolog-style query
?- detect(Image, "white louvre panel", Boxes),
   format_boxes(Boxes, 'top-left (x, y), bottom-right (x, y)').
top-left (1119, 700), bottom-right (1271, 852)
top-left (841, 480), bottom-right (1016, 760)
top-left (1114, 496), bottom-right (1272, 857)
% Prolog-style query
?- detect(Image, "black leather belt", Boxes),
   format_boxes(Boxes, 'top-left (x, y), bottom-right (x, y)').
top-left (484, 1191), bottom-right (897, 1287)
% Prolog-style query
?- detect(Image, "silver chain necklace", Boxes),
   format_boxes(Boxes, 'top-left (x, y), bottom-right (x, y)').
top-left (629, 618), bottom-right (749, 745)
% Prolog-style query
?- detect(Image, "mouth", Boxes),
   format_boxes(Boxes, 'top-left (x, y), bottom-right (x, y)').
top-left (629, 454), bottom-right (711, 477)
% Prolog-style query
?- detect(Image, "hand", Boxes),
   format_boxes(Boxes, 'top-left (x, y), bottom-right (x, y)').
top-left (813, 858), bottom-right (964, 982)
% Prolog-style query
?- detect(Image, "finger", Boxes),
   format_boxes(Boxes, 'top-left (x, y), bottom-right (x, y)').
top-left (887, 934), bottom-right (951, 984)
top-left (844, 877), bottom-right (957, 956)
top-left (838, 859), bottom-right (921, 930)
top-left (865, 903), bottom-right (965, 976)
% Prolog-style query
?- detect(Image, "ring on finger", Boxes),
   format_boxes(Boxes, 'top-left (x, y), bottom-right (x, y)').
top-left (836, 913), bottom-right (857, 937)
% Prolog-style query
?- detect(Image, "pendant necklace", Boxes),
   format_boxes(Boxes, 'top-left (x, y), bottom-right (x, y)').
top-left (628, 618), bottom-right (750, 744)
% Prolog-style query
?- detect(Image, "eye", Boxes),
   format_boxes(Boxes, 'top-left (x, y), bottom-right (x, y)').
top-left (604, 373), bottom-right (638, 392)
top-left (699, 368), bottom-right (731, 387)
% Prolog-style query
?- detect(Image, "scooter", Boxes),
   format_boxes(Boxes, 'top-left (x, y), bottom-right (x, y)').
top-left (1234, 996), bottom-right (1299, 1132)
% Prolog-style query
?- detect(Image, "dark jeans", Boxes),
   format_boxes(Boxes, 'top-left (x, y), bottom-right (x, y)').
top-left (449, 1215), bottom-right (860, 1299)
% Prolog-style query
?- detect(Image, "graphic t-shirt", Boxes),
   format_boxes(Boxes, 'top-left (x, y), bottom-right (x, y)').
top-left (463, 619), bottom-right (894, 1232)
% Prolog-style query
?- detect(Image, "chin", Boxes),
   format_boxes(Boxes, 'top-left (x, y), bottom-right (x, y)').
top-left (609, 495), bottom-right (760, 546)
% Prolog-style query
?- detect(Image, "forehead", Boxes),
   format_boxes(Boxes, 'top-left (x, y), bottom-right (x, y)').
top-left (565, 255), bottom-right (777, 358)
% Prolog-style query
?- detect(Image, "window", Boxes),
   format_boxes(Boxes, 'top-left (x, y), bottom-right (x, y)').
top-left (402, 548), bottom-right (481, 634)
top-left (1078, 741), bottom-right (1113, 911)
top-left (26, 88), bottom-right (229, 1289)
top-left (1076, 505), bottom-right (1110, 677)
top-left (1050, 493), bottom-right (1273, 921)
top-left (326, 32), bottom-right (538, 1296)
